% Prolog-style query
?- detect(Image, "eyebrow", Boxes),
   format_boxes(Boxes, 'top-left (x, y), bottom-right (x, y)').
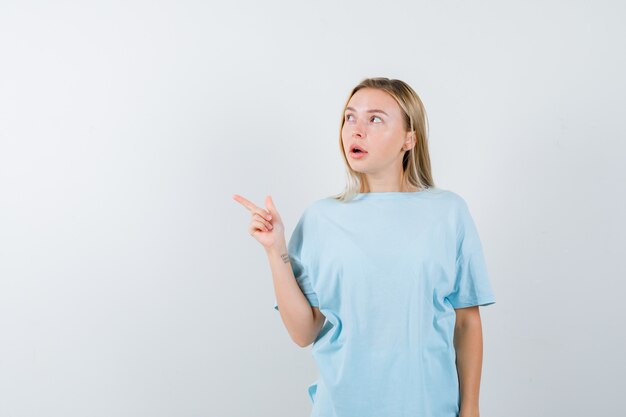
top-left (344, 106), bottom-right (389, 116)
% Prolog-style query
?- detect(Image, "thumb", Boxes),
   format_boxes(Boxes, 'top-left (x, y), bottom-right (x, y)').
top-left (265, 195), bottom-right (279, 219)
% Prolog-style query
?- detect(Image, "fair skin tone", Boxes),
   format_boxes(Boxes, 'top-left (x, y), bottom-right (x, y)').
top-left (343, 87), bottom-right (485, 417)
top-left (454, 306), bottom-right (484, 417)
top-left (232, 194), bottom-right (325, 347)
top-left (341, 87), bottom-right (418, 192)
top-left (234, 87), bottom-right (485, 416)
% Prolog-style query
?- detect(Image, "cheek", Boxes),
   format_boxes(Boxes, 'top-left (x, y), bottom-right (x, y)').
top-left (371, 139), bottom-right (397, 158)
top-left (341, 127), bottom-right (351, 144)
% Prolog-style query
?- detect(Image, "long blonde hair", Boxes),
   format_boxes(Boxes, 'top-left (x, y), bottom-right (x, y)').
top-left (330, 77), bottom-right (435, 202)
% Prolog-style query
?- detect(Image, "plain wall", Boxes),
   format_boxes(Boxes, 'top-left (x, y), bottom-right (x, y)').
top-left (1, 0), bottom-right (625, 416)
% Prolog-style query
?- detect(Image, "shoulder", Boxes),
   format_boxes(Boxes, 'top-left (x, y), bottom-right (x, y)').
top-left (425, 188), bottom-right (474, 230)
top-left (428, 187), bottom-right (466, 203)
top-left (438, 190), bottom-right (483, 237)
top-left (300, 196), bottom-right (340, 214)
top-left (290, 196), bottom-right (347, 230)
top-left (293, 198), bottom-right (332, 227)
top-left (290, 198), bottom-right (331, 228)
top-left (420, 187), bottom-right (469, 214)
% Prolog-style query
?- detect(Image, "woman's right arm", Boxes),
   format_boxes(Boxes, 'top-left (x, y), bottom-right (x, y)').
top-left (232, 193), bottom-right (324, 348)
top-left (266, 241), bottom-right (325, 347)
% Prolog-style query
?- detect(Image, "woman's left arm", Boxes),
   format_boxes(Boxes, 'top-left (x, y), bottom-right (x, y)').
top-left (453, 306), bottom-right (484, 417)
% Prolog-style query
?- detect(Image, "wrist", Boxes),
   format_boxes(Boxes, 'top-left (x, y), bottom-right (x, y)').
top-left (265, 241), bottom-right (288, 257)
top-left (459, 405), bottom-right (480, 417)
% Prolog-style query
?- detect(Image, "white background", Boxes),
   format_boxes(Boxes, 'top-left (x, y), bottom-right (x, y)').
top-left (1, 1), bottom-right (624, 416)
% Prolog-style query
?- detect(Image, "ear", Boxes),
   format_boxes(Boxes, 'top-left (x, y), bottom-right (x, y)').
top-left (403, 131), bottom-right (416, 151)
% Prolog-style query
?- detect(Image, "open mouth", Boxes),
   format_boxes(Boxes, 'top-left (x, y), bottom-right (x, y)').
top-left (350, 144), bottom-right (368, 154)
top-left (349, 146), bottom-right (368, 158)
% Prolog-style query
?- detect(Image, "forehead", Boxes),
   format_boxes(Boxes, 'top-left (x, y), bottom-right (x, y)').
top-left (346, 88), bottom-right (401, 114)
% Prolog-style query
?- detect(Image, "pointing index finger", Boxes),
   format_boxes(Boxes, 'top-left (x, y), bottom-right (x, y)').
top-left (232, 194), bottom-right (259, 212)
top-left (233, 194), bottom-right (273, 220)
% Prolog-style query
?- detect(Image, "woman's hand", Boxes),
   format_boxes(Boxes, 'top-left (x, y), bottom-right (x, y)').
top-left (232, 194), bottom-right (285, 250)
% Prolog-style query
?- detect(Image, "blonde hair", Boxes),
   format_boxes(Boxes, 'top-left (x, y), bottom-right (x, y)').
top-left (329, 77), bottom-right (435, 202)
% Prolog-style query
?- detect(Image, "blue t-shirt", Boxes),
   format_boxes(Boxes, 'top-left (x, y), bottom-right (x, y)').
top-left (273, 187), bottom-right (496, 417)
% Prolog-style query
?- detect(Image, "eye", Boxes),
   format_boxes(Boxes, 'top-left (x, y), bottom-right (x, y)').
top-left (371, 116), bottom-right (382, 123)
top-left (345, 114), bottom-right (354, 121)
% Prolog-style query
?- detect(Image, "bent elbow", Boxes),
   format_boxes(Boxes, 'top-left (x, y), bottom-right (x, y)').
top-left (291, 330), bottom-right (316, 347)
top-left (293, 336), bottom-right (313, 348)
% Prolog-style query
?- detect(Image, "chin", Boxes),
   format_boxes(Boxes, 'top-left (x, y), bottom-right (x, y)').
top-left (350, 166), bottom-right (371, 174)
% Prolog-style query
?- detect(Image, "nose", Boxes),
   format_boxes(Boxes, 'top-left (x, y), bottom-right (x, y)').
top-left (351, 120), bottom-right (366, 138)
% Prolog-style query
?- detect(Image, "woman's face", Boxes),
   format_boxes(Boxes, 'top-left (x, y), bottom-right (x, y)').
top-left (341, 88), bottom-right (412, 176)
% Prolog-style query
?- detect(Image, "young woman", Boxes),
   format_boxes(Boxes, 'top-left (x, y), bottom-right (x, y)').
top-left (233, 77), bottom-right (496, 417)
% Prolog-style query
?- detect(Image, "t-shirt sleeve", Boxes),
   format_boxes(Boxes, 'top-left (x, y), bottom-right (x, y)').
top-left (447, 197), bottom-right (496, 309)
top-left (273, 211), bottom-right (320, 311)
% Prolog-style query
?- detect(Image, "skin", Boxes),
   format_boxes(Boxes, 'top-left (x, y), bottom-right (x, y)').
top-left (341, 87), bottom-right (417, 192)
top-left (235, 87), bottom-right (486, 412)
top-left (454, 306), bottom-right (484, 417)
top-left (342, 88), bottom-right (486, 416)
top-left (232, 194), bottom-right (325, 346)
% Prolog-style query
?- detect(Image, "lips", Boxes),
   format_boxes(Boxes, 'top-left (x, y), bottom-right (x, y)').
top-left (350, 144), bottom-right (368, 154)
top-left (349, 143), bottom-right (368, 159)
